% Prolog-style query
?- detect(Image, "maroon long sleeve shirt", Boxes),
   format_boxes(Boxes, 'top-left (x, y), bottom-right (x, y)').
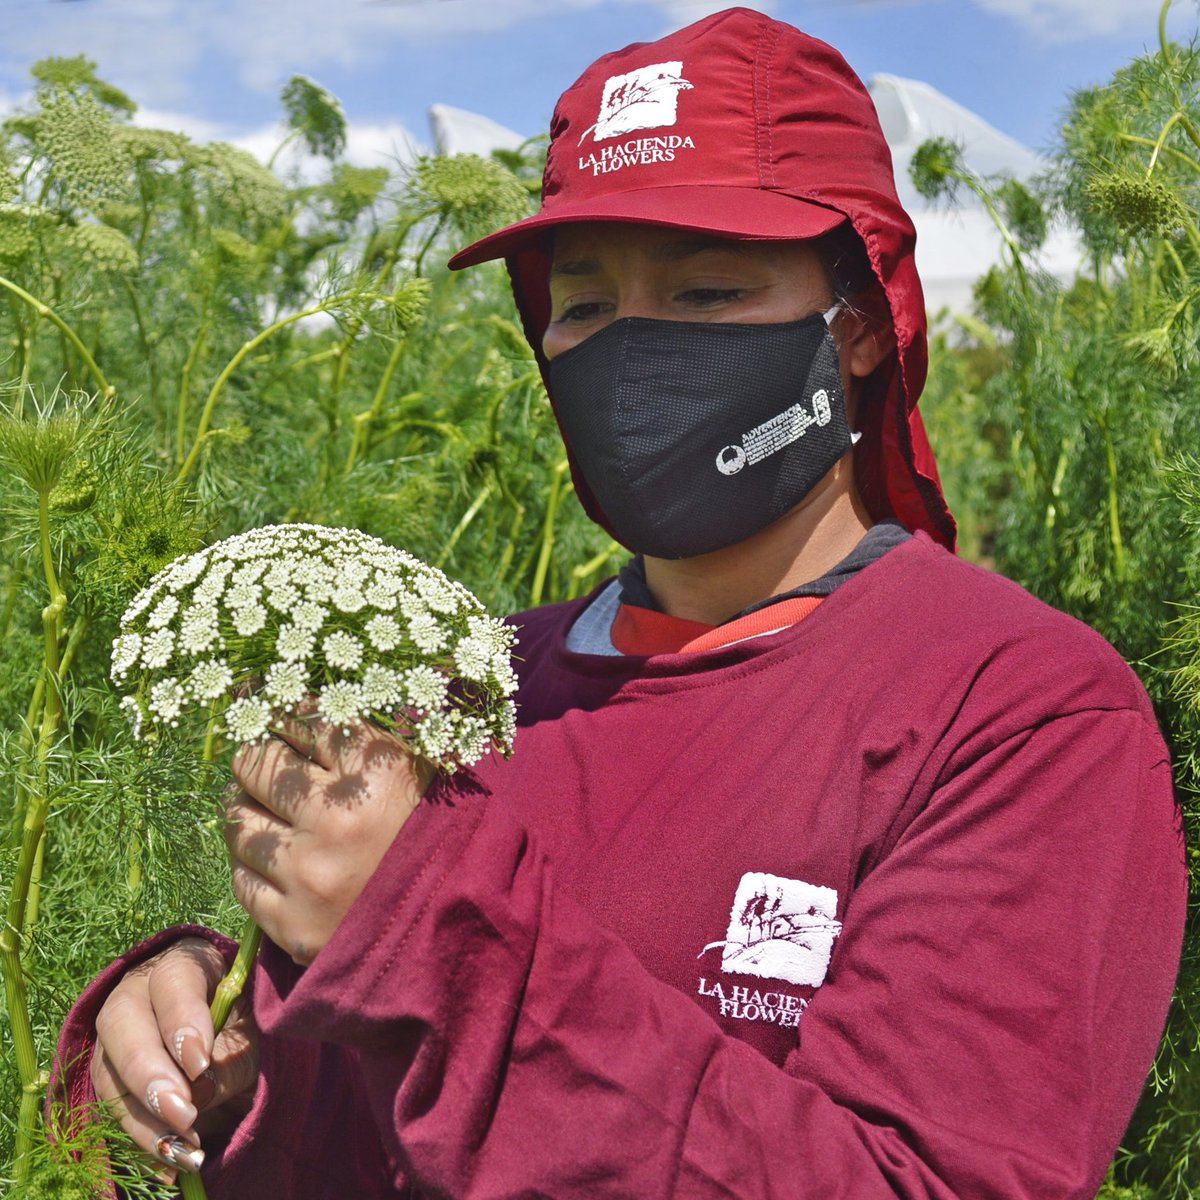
top-left (57, 533), bottom-right (1187, 1198)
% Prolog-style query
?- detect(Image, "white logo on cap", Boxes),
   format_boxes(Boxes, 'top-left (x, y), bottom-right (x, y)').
top-left (579, 61), bottom-right (693, 145)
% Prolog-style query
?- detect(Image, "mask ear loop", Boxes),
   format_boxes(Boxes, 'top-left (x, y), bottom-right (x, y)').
top-left (822, 304), bottom-right (863, 445)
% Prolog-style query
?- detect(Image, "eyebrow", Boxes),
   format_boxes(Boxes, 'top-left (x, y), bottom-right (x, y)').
top-left (549, 237), bottom-right (748, 278)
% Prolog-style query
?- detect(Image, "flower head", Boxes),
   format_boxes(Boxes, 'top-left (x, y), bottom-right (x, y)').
top-left (323, 630), bottom-right (364, 673)
top-left (113, 522), bottom-right (517, 767)
top-left (317, 680), bottom-right (367, 732)
top-left (225, 696), bottom-right (272, 744)
top-left (190, 658), bottom-right (234, 702)
top-left (265, 660), bottom-right (307, 710)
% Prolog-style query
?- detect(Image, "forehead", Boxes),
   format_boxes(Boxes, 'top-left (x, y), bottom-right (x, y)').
top-left (549, 221), bottom-right (824, 272)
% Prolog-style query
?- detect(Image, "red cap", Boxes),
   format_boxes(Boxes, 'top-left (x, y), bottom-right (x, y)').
top-left (450, 6), bottom-right (956, 551)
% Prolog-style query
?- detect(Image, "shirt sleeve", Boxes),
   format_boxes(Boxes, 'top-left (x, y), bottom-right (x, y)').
top-left (240, 703), bottom-right (1186, 1200)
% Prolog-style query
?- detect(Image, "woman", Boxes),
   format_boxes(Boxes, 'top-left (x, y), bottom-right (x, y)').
top-left (59, 8), bottom-right (1185, 1197)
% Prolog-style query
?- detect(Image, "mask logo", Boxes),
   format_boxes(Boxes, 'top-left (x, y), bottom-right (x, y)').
top-left (716, 445), bottom-right (747, 476)
top-left (716, 389), bottom-right (833, 477)
top-left (578, 60), bottom-right (693, 145)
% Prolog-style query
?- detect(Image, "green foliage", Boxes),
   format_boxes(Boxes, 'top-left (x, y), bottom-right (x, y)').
top-left (908, 135), bottom-right (966, 202)
top-left (0, 54), bottom-right (620, 1195)
top-left (28, 54), bottom-right (136, 115)
top-left (280, 74), bottom-right (347, 160)
top-left (410, 152), bottom-right (532, 239)
top-left (33, 90), bottom-right (132, 208)
top-left (920, 7), bottom-right (1200, 1196)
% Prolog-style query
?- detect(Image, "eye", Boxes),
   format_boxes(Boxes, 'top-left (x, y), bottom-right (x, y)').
top-left (677, 288), bottom-right (745, 308)
top-left (554, 300), bottom-right (612, 324)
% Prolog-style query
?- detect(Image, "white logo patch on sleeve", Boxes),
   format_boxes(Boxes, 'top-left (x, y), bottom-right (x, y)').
top-left (710, 872), bottom-right (842, 987)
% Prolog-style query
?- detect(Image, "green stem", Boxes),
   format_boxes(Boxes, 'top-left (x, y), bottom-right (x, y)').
top-left (17, 313), bottom-right (39, 401)
top-left (179, 1168), bottom-right (209, 1199)
top-left (1146, 111), bottom-right (1185, 176)
top-left (1, 561), bottom-right (21, 639)
top-left (1098, 417), bottom-right (1126, 581)
top-left (531, 461), bottom-right (569, 608)
top-left (1163, 237), bottom-right (1188, 283)
top-left (38, 489), bottom-right (64, 609)
top-left (435, 481), bottom-right (494, 568)
top-left (494, 503), bottom-right (527, 597)
top-left (0, 275), bottom-right (116, 405)
top-left (175, 919), bottom-right (263, 1200)
top-left (176, 292), bottom-right (372, 485)
top-left (9, 672), bottom-right (46, 847)
top-left (958, 173), bottom-right (1031, 297)
top-left (176, 319), bottom-right (210, 467)
top-left (122, 277), bottom-right (160, 414)
top-left (344, 331), bottom-right (410, 474)
top-left (201, 701), bottom-right (220, 763)
top-left (266, 127), bottom-right (301, 171)
top-left (1116, 132), bottom-right (1200, 176)
top-left (135, 167), bottom-right (155, 262)
top-left (569, 540), bottom-right (622, 598)
top-left (412, 214), bottom-right (447, 278)
top-left (2, 495), bottom-right (66, 1180)
top-left (210, 917), bottom-right (263, 1033)
top-left (1159, 0), bottom-right (1174, 65)
top-left (22, 829), bottom-right (46, 941)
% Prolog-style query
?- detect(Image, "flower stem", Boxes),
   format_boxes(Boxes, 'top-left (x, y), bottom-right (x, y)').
top-left (1, 496), bottom-right (66, 1180)
top-left (176, 318), bottom-right (210, 467)
top-left (0, 275), bottom-right (116, 405)
top-left (175, 918), bottom-right (263, 1200)
top-left (1098, 416), bottom-right (1127, 581)
top-left (435, 481), bottom-right (494, 568)
top-left (211, 917), bottom-right (262, 1033)
top-left (344, 323), bottom-right (409, 474)
top-left (531, 460), bottom-right (569, 607)
top-left (176, 292), bottom-right (377, 485)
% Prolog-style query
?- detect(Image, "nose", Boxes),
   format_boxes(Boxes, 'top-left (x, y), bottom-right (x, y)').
top-left (609, 284), bottom-right (666, 323)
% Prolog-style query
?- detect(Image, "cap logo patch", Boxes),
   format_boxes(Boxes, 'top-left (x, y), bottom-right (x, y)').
top-left (580, 61), bottom-right (693, 144)
top-left (577, 61), bottom-right (697, 177)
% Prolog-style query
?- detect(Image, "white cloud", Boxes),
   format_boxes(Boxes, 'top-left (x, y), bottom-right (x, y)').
top-left (0, 0), bottom-right (769, 115)
top-left (132, 107), bottom-right (225, 145)
top-left (652, 0), bottom-right (779, 24)
top-left (229, 118), bottom-right (423, 184)
top-left (0, 0), bottom-right (619, 105)
top-left (970, 0), bottom-right (1185, 40)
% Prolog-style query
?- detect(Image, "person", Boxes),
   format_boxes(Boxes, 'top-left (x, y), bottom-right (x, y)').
top-left (55, 8), bottom-right (1186, 1198)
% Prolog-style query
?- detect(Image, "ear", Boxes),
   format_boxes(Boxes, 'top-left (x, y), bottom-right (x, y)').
top-left (835, 287), bottom-right (897, 379)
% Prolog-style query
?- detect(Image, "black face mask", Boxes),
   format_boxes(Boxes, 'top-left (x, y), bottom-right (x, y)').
top-left (547, 311), bottom-right (855, 560)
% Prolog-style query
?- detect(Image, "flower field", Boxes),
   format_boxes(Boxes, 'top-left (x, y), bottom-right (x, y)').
top-left (1, 7), bottom-right (1199, 1194)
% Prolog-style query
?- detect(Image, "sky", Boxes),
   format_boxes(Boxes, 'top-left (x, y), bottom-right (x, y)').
top-left (0, 0), bottom-right (1197, 166)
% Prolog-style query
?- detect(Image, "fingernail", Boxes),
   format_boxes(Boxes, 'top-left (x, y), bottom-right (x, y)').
top-left (146, 1080), bottom-right (198, 1129)
top-left (174, 1026), bottom-right (210, 1079)
top-left (191, 1066), bottom-right (217, 1111)
top-left (155, 1134), bottom-right (205, 1174)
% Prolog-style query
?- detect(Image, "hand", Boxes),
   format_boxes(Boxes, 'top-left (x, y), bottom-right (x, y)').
top-left (91, 937), bottom-right (259, 1180)
top-left (226, 712), bottom-right (433, 965)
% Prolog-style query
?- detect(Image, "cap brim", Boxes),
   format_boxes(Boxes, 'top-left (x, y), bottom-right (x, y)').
top-left (447, 185), bottom-right (847, 269)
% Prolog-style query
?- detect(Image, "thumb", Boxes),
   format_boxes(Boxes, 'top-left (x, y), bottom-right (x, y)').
top-left (190, 996), bottom-right (260, 1115)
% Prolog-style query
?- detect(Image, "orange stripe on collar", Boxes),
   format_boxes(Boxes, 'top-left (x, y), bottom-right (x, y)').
top-left (611, 595), bottom-right (824, 656)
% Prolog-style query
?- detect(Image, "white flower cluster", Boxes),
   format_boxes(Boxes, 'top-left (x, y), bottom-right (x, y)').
top-left (112, 523), bottom-right (518, 769)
